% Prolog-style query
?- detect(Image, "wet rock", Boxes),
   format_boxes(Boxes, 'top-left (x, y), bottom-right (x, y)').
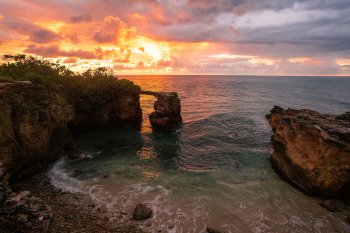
top-left (133, 203), bottom-right (153, 220)
top-left (268, 106), bottom-right (350, 197)
top-left (207, 227), bottom-right (223, 233)
top-left (148, 92), bottom-right (182, 131)
top-left (320, 199), bottom-right (345, 212)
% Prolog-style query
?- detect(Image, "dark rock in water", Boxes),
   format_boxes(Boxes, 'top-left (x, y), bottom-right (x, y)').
top-left (268, 106), bottom-right (350, 197)
top-left (148, 92), bottom-right (182, 131)
top-left (207, 227), bottom-right (223, 233)
top-left (133, 203), bottom-right (153, 220)
top-left (320, 199), bottom-right (345, 212)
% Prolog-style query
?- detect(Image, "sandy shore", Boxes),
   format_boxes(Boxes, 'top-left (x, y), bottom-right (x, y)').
top-left (11, 173), bottom-right (145, 233)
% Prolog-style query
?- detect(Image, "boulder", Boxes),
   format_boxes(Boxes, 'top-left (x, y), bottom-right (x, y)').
top-left (133, 203), bottom-right (153, 220)
top-left (268, 106), bottom-right (350, 197)
top-left (149, 92), bottom-right (182, 131)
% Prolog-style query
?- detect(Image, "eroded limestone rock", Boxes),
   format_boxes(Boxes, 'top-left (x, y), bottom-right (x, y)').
top-left (149, 92), bottom-right (182, 131)
top-left (268, 106), bottom-right (350, 197)
top-left (0, 83), bottom-right (74, 181)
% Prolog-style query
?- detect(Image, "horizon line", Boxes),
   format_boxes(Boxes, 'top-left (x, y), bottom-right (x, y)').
top-left (118, 74), bottom-right (350, 77)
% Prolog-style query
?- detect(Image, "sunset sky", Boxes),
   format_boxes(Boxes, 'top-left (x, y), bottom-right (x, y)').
top-left (0, 0), bottom-right (349, 75)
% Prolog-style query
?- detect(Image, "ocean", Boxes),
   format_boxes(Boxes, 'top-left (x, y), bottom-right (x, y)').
top-left (49, 76), bottom-right (350, 233)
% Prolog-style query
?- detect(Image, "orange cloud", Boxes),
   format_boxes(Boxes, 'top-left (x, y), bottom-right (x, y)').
top-left (288, 57), bottom-right (321, 65)
top-left (0, 1), bottom-right (349, 75)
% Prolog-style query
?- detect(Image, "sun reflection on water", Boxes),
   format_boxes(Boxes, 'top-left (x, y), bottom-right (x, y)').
top-left (142, 171), bottom-right (160, 180)
top-left (136, 147), bottom-right (157, 160)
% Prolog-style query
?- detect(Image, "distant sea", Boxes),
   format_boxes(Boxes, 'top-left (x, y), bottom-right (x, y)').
top-left (49, 76), bottom-right (350, 232)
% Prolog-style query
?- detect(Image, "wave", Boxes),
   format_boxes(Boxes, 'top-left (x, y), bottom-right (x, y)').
top-left (47, 157), bottom-right (210, 232)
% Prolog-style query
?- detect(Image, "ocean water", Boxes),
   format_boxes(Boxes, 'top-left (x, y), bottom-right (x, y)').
top-left (49, 76), bottom-right (350, 233)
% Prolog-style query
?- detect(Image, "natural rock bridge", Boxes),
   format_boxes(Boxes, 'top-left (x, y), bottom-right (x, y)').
top-left (141, 90), bottom-right (182, 131)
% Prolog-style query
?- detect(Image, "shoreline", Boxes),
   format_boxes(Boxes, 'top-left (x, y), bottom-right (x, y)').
top-left (12, 172), bottom-right (145, 233)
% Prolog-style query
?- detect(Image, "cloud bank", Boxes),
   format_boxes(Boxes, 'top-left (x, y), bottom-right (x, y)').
top-left (0, 0), bottom-right (349, 75)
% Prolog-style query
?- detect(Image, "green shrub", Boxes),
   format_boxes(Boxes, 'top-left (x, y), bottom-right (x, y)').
top-left (336, 112), bottom-right (350, 121)
top-left (0, 54), bottom-right (141, 112)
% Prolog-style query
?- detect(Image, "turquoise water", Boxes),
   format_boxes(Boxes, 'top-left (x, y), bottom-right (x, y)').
top-left (49, 76), bottom-right (350, 233)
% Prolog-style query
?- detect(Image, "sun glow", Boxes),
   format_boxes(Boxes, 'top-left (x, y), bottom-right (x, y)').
top-left (336, 59), bottom-right (350, 66)
top-left (134, 37), bottom-right (170, 61)
top-left (35, 21), bottom-right (65, 33)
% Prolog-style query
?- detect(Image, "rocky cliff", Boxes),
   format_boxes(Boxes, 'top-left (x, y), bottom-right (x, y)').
top-left (0, 82), bottom-right (142, 185)
top-left (0, 82), bottom-right (74, 183)
top-left (268, 106), bottom-right (350, 197)
top-left (69, 93), bottom-right (142, 132)
top-left (0, 81), bottom-right (143, 232)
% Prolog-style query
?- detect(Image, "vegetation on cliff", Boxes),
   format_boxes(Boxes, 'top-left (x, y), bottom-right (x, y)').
top-left (0, 54), bottom-right (141, 112)
top-left (336, 112), bottom-right (350, 121)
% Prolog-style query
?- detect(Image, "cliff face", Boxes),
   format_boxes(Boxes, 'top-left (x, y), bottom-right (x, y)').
top-left (268, 106), bottom-right (350, 197)
top-left (69, 93), bottom-right (142, 132)
top-left (0, 82), bottom-right (142, 184)
top-left (0, 82), bottom-right (74, 183)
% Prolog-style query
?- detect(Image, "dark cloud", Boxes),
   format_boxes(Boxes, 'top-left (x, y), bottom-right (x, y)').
top-left (92, 16), bottom-right (122, 43)
top-left (0, 16), bottom-right (60, 43)
top-left (24, 44), bottom-right (99, 59)
top-left (93, 31), bottom-right (116, 43)
top-left (70, 14), bottom-right (92, 23)
top-left (235, 3), bottom-right (350, 54)
top-left (30, 29), bottom-right (60, 43)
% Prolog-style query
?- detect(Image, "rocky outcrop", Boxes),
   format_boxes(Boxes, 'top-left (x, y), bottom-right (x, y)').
top-left (133, 203), bottom-right (153, 220)
top-left (147, 92), bottom-right (182, 131)
top-left (0, 82), bottom-right (74, 182)
top-left (268, 106), bottom-right (350, 197)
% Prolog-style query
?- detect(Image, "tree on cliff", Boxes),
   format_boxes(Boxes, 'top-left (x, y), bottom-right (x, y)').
top-left (0, 54), bottom-right (141, 112)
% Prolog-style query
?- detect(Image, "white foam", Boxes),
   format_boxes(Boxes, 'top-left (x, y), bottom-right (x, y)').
top-left (48, 158), bottom-right (84, 194)
top-left (47, 159), bottom-right (210, 232)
